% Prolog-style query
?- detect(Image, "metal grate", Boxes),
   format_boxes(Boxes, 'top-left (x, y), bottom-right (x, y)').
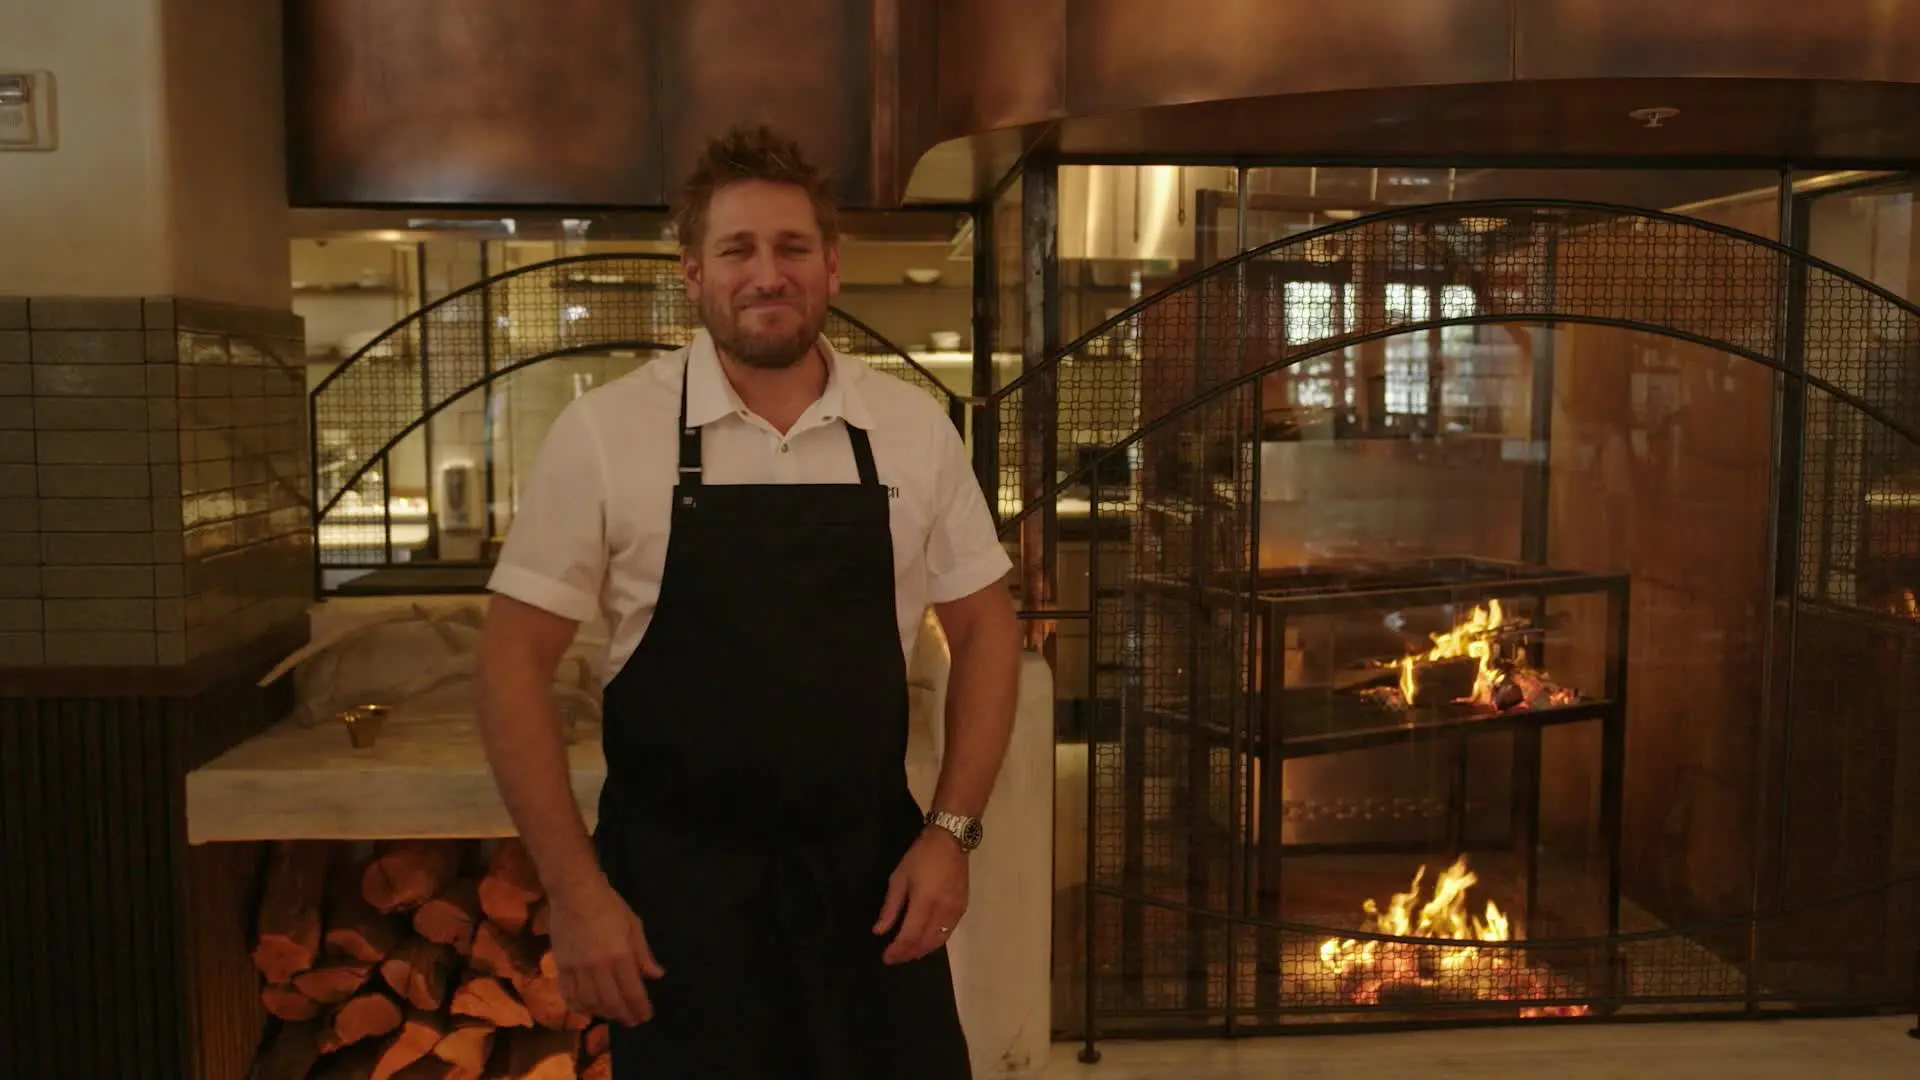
top-left (989, 199), bottom-right (1920, 1044)
top-left (310, 252), bottom-right (960, 573)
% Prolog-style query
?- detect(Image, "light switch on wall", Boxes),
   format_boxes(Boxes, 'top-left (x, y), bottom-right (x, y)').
top-left (0, 71), bottom-right (57, 152)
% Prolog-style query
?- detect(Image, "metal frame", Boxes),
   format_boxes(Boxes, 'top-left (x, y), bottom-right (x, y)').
top-left (980, 177), bottom-right (1920, 1058)
top-left (307, 251), bottom-right (962, 594)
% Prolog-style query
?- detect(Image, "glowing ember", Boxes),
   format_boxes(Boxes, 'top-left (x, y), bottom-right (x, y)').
top-left (1318, 856), bottom-right (1589, 1018)
top-left (1376, 600), bottom-right (1577, 712)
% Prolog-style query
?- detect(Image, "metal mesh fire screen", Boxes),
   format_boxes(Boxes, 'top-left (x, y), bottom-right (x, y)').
top-left (309, 252), bottom-right (962, 591)
top-left (984, 197), bottom-right (1920, 1052)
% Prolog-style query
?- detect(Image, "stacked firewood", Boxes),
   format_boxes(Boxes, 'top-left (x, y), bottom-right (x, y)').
top-left (249, 839), bottom-right (611, 1080)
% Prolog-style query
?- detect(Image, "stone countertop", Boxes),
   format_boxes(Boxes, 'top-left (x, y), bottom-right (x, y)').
top-left (185, 712), bottom-right (604, 843)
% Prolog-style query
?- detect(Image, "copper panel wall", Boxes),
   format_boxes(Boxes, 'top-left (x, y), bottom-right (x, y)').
top-left (652, 0), bottom-right (872, 207)
top-left (288, 0), bottom-right (888, 207)
top-left (1062, 0), bottom-right (1515, 117)
top-left (287, 0), bottom-right (659, 205)
top-left (926, 0), bottom-right (1920, 178)
top-left (935, 0), bottom-right (1066, 139)
top-left (1516, 0), bottom-right (1920, 83)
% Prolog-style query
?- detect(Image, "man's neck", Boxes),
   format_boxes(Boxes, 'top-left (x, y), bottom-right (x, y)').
top-left (717, 342), bottom-right (828, 435)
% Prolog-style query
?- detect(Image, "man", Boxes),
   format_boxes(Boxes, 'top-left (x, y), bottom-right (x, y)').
top-left (472, 124), bottom-right (1022, 1079)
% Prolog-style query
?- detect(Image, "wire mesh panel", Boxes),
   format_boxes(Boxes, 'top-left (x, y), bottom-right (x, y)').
top-left (995, 199), bottom-right (1920, 1046)
top-left (311, 253), bottom-right (958, 573)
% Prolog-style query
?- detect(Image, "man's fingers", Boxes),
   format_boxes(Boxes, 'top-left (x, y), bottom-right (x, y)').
top-left (608, 953), bottom-right (655, 1025)
top-left (884, 889), bottom-right (933, 965)
top-left (631, 918), bottom-right (667, 980)
top-left (589, 966), bottom-right (638, 1026)
top-left (558, 967), bottom-right (589, 1018)
top-left (636, 941), bottom-right (667, 982)
top-left (873, 872), bottom-right (908, 935)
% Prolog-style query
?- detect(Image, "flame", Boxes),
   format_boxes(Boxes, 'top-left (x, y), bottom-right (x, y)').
top-left (1387, 599), bottom-right (1577, 712)
top-left (1318, 855), bottom-right (1589, 1018)
top-left (1394, 600), bottom-right (1507, 707)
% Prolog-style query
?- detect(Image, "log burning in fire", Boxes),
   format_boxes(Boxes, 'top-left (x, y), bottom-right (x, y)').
top-left (1363, 599), bottom-right (1578, 712)
top-left (1317, 855), bottom-right (1588, 1018)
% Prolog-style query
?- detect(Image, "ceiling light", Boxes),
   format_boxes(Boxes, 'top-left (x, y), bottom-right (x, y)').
top-left (1627, 106), bottom-right (1680, 129)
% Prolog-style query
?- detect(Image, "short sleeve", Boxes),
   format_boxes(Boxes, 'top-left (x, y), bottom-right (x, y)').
top-left (925, 418), bottom-right (1013, 604)
top-left (487, 402), bottom-right (608, 622)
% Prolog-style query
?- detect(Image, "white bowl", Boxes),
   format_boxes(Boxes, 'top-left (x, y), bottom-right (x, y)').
top-left (903, 268), bottom-right (943, 285)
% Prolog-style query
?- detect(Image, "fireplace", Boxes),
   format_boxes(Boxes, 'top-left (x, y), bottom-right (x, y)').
top-left (1091, 556), bottom-right (1648, 1026)
top-left (1031, 199), bottom-right (1920, 1047)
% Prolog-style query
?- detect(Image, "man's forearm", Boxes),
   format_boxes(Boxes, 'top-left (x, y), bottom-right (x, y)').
top-left (929, 620), bottom-right (1022, 820)
top-left (474, 656), bottom-right (604, 895)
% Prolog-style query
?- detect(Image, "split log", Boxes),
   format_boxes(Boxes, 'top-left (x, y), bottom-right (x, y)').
top-left (470, 921), bottom-right (540, 983)
top-left (370, 1009), bottom-right (449, 1080)
top-left (327, 862), bottom-right (401, 964)
top-left (293, 958), bottom-right (375, 1006)
top-left (582, 1022), bottom-right (609, 1060)
top-left (503, 1027), bottom-right (579, 1080)
top-left (515, 950), bottom-right (589, 1031)
top-left (581, 1053), bottom-right (612, 1080)
top-left (322, 989), bottom-right (406, 1053)
top-left (262, 983), bottom-right (321, 1022)
top-left (450, 972), bottom-right (533, 1029)
top-left (392, 1061), bottom-right (481, 1080)
top-left (363, 841), bottom-right (465, 914)
top-left (381, 937), bottom-right (455, 1011)
top-left (431, 1018), bottom-right (497, 1075)
top-left (249, 1019), bottom-right (324, 1080)
top-left (478, 840), bottom-right (543, 932)
top-left (311, 1042), bottom-right (382, 1080)
top-left (413, 878), bottom-right (482, 955)
top-left (253, 841), bottom-right (333, 982)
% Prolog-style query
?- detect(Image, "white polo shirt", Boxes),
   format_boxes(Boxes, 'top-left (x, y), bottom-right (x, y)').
top-left (487, 330), bottom-right (1013, 685)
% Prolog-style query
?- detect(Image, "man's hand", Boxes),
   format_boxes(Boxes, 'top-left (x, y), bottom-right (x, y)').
top-left (547, 874), bottom-right (667, 1026)
top-left (873, 829), bottom-right (970, 965)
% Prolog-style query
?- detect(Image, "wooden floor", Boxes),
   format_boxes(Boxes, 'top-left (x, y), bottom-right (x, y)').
top-left (1042, 1016), bottom-right (1918, 1078)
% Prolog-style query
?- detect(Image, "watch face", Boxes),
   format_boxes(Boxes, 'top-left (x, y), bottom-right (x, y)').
top-left (962, 818), bottom-right (984, 849)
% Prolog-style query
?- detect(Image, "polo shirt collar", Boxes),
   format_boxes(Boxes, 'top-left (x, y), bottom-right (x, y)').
top-left (683, 329), bottom-right (876, 431)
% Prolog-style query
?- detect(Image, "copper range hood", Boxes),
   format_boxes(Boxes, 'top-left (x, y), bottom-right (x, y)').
top-left (287, 0), bottom-right (1920, 211)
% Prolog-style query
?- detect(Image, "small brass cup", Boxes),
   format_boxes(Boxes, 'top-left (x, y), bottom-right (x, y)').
top-left (340, 704), bottom-right (391, 749)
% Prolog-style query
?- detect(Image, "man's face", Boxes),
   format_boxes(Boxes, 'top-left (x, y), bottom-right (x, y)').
top-left (683, 180), bottom-right (840, 370)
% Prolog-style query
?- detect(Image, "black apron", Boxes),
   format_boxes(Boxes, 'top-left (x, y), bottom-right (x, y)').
top-left (592, 357), bottom-right (972, 1079)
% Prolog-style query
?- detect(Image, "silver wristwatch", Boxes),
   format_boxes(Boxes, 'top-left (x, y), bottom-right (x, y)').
top-left (924, 809), bottom-right (984, 853)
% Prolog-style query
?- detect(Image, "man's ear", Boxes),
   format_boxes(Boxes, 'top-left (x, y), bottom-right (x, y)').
top-left (824, 243), bottom-right (841, 300)
top-left (681, 251), bottom-right (703, 301)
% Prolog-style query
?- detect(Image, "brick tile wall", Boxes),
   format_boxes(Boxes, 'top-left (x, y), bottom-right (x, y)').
top-left (0, 295), bottom-right (312, 667)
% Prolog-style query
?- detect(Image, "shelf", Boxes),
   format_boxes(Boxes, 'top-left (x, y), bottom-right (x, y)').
top-left (294, 284), bottom-right (402, 297)
top-left (184, 712), bottom-right (606, 843)
top-left (1131, 693), bottom-right (1618, 759)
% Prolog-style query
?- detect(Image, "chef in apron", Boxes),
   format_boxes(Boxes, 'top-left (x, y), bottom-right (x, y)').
top-left (475, 124), bottom-right (1022, 1079)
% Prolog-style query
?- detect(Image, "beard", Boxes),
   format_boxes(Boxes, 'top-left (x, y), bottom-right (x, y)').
top-left (701, 290), bottom-right (828, 370)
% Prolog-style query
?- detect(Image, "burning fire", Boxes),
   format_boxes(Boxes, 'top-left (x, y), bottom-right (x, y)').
top-left (1383, 599), bottom-right (1577, 712)
top-left (1317, 855), bottom-right (1589, 1018)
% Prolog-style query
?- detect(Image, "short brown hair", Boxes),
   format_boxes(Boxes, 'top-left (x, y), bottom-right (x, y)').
top-left (673, 124), bottom-right (839, 252)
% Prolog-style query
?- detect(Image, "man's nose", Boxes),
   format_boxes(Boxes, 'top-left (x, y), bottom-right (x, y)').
top-left (745, 250), bottom-right (786, 291)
